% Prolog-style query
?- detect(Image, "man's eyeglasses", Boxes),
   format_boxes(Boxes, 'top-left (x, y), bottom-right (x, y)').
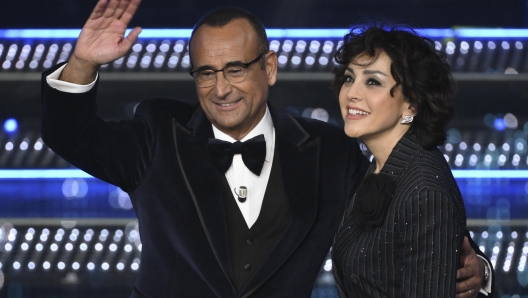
top-left (189, 53), bottom-right (266, 88)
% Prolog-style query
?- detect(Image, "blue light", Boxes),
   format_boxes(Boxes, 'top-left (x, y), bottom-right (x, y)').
top-left (455, 29), bottom-right (528, 38)
top-left (266, 29), bottom-right (349, 38)
top-left (0, 169), bottom-right (526, 179)
top-left (494, 118), bottom-right (506, 131)
top-left (452, 170), bottom-right (528, 179)
top-left (132, 29), bottom-right (193, 38)
top-left (0, 29), bottom-right (194, 39)
top-left (0, 169), bottom-right (93, 179)
top-left (2, 28), bottom-right (528, 39)
top-left (3, 118), bottom-right (18, 133)
top-left (416, 28), bottom-right (455, 38)
top-left (0, 29), bottom-right (82, 39)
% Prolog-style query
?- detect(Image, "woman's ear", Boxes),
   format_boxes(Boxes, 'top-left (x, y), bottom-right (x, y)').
top-left (406, 104), bottom-right (416, 116)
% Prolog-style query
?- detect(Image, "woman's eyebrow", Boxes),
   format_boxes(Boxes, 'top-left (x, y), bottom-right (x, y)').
top-left (346, 67), bottom-right (388, 77)
top-left (363, 69), bottom-right (388, 76)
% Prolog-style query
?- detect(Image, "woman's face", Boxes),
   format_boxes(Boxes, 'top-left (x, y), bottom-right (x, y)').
top-left (339, 51), bottom-right (413, 144)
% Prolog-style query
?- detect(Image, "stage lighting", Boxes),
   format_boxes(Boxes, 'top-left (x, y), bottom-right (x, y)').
top-left (469, 155), bottom-right (478, 166)
top-left (269, 40), bottom-right (280, 52)
top-left (323, 41), bottom-right (334, 54)
top-left (494, 117), bottom-right (506, 131)
top-left (295, 40), bottom-right (306, 53)
top-left (278, 54), bottom-right (288, 65)
top-left (181, 54), bottom-right (190, 68)
top-left (3, 118), bottom-right (18, 133)
top-left (504, 113), bottom-right (518, 129)
top-left (282, 40), bottom-right (293, 52)
top-left (305, 55), bottom-right (315, 66)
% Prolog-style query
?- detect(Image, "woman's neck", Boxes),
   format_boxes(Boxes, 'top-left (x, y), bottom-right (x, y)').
top-left (363, 127), bottom-right (410, 174)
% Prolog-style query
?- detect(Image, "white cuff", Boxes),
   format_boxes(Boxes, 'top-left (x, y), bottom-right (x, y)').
top-left (477, 255), bottom-right (492, 295)
top-left (46, 63), bottom-right (98, 93)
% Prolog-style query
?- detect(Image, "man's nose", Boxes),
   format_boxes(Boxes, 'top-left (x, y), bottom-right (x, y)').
top-left (214, 72), bottom-right (233, 98)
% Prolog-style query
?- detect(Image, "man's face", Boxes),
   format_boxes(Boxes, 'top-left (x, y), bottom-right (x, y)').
top-left (190, 19), bottom-right (277, 140)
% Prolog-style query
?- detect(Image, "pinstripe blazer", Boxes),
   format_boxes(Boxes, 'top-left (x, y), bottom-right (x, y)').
top-left (332, 132), bottom-right (466, 297)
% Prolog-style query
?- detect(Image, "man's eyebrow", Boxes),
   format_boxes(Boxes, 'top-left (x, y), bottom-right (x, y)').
top-left (193, 65), bottom-right (215, 72)
top-left (193, 60), bottom-right (247, 72)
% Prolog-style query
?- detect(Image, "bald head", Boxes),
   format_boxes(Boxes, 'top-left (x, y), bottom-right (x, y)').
top-left (189, 7), bottom-right (269, 69)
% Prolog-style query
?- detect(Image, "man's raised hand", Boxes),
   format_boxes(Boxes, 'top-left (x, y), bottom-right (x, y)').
top-left (61, 0), bottom-right (142, 84)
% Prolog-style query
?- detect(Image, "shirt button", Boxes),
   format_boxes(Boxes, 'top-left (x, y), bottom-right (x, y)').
top-left (246, 239), bottom-right (253, 245)
top-left (244, 264), bottom-right (251, 271)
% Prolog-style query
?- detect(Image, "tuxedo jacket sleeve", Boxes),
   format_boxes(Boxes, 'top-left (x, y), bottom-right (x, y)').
top-left (41, 64), bottom-right (182, 192)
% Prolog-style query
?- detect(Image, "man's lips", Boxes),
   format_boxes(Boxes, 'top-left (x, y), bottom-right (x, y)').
top-left (215, 98), bottom-right (242, 107)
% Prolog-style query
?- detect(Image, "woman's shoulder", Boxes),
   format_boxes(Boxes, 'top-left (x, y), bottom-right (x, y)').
top-left (395, 148), bottom-right (459, 195)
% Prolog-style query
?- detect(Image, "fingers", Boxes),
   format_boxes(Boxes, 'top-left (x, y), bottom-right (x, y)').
top-left (455, 273), bottom-right (478, 292)
top-left (119, 0), bottom-right (141, 25)
top-left (114, 26), bottom-right (142, 58)
top-left (90, 0), bottom-right (110, 20)
top-left (112, 0), bottom-right (129, 19)
top-left (103, 0), bottom-right (121, 18)
top-left (456, 267), bottom-right (470, 280)
top-left (123, 26), bottom-right (142, 48)
top-left (461, 236), bottom-right (472, 255)
top-left (89, 0), bottom-right (140, 24)
top-left (455, 289), bottom-right (477, 298)
top-left (456, 280), bottom-right (479, 297)
top-left (459, 236), bottom-right (477, 273)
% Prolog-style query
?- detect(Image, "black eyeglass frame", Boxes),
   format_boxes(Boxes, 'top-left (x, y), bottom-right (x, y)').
top-left (189, 52), bottom-right (266, 87)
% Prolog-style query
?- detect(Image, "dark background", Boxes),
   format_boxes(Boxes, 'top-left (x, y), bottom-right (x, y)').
top-left (1, 1), bottom-right (528, 297)
top-left (0, 0), bottom-right (526, 29)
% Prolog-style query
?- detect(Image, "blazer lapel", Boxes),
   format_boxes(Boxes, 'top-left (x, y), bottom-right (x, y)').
top-left (380, 132), bottom-right (423, 178)
top-left (241, 105), bottom-right (321, 297)
top-left (172, 107), bottom-right (235, 289)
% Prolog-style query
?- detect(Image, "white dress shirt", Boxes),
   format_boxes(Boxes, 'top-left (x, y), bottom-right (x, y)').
top-left (46, 64), bottom-right (275, 228)
top-left (212, 107), bottom-right (274, 228)
top-left (46, 64), bottom-right (97, 93)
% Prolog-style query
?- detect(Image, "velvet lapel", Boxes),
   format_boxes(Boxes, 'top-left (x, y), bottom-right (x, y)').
top-left (172, 107), bottom-right (235, 290)
top-left (240, 105), bottom-right (321, 297)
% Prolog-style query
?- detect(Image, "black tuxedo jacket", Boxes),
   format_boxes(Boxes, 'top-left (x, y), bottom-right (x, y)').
top-left (41, 63), bottom-right (369, 297)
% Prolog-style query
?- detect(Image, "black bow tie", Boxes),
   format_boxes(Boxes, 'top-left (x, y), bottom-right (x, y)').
top-left (206, 134), bottom-right (266, 176)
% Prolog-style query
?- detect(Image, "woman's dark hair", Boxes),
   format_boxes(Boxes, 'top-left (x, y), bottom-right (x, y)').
top-left (332, 25), bottom-right (455, 150)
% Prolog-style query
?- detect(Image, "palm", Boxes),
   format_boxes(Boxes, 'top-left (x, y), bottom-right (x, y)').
top-left (73, 0), bottom-right (141, 66)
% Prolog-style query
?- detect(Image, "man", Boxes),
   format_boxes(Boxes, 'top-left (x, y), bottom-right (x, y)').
top-left (41, 0), bottom-right (492, 297)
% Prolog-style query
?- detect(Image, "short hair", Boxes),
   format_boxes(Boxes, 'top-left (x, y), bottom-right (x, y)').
top-left (189, 7), bottom-right (269, 70)
top-left (332, 25), bottom-right (455, 150)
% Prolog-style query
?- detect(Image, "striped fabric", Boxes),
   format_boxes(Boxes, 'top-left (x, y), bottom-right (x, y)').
top-left (333, 133), bottom-right (466, 297)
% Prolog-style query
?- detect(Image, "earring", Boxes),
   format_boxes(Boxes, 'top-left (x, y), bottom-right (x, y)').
top-left (401, 115), bottom-right (414, 124)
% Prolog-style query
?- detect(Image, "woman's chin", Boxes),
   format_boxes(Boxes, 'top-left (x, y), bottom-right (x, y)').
top-left (344, 129), bottom-right (363, 139)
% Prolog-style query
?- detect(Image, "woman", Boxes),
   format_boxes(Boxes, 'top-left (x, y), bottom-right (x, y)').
top-left (331, 26), bottom-right (467, 297)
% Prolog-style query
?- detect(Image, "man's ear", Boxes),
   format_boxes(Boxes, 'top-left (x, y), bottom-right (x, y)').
top-left (265, 50), bottom-right (278, 86)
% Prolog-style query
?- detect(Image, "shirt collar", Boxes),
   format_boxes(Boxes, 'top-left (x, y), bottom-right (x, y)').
top-left (212, 105), bottom-right (274, 163)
